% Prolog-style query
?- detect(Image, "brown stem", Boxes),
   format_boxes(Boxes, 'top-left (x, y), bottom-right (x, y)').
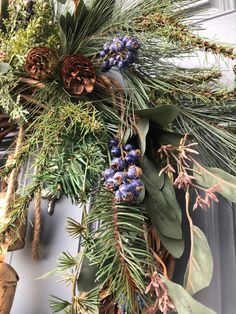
top-left (18, 77), bottom-right (45, 89)
top-left (185, 190), bottom-right (193, 291)
top-left (152, 250), bottom-right (168, 279)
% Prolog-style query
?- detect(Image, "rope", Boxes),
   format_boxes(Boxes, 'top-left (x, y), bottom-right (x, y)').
top-left (32, 188), bottom-right (41, 261)
top-left (0, 126), bottom-right (24, 262)
top-left (3, 126), bottom-right (24, 214)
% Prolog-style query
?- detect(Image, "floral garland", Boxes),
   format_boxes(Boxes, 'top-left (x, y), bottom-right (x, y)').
top-left (0, 0), bottom-right (236, 313)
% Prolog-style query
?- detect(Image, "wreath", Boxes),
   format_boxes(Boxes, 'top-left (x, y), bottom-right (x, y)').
top-left (0, 0), bottom-right (236, 313)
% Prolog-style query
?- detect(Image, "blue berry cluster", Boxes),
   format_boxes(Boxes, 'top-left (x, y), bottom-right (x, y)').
top-left (100, 36), bottom-right (140, 72)
top-left (103, 138), bottom-right (144, 203)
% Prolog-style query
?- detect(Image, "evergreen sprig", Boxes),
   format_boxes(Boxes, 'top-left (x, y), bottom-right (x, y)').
top-left (87, 188), bottom-right (153, 313)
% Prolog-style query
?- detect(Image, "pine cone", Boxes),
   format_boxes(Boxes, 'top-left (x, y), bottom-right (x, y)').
top-left (25, 47), bottom-right (57, 80)
top-left (61, 54), bottom-right (96, 95)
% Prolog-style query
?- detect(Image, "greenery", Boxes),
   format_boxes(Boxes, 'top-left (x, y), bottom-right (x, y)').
top-left (0, 0), bottom-right (236, 313)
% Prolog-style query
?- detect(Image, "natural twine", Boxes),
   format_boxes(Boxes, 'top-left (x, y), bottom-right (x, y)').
top-left (32, 188), bottom-right (41, 261)
top-left (0, 126), bottom-right (24, 262)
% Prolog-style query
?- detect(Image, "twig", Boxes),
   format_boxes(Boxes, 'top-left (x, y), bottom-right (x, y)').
top-left (185, 189), bottom-right (193, 291)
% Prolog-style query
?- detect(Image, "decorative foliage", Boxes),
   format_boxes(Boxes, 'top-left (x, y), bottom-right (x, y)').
top-left (1, 0), bottom-right (236, 313)
top-left (184, 226), bottom-right (213, 296)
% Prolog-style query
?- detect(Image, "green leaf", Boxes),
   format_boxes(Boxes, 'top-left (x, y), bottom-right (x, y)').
top-left (193, 162), bottom-right (236, 202)
top-left (141, 156), bottom-right (182, 240)
top-left (162, 277), bottom-right (216, 314)
top-left (135, 119), bottom-right (149, 156)
top-left (0, 62), bottom-right (10, 74)
top-left (158, 232), bottom-right (184, 259)
top-left (184, 226), bottom-right (213, 295)
top-left (77, 256), bottom-right (98, 292)
top-left (135, 105), bottom-right (179, 127)
top-left (157, 130), bottom-right (184, 146)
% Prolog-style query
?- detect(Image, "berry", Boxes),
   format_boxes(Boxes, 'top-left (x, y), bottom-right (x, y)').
top-left (127, 165), bottom-right (142, 179)
top-left (114, 189), bottom-right (123, 202)
top-left (109, 57), bottom-right (115, 66)
top-left (103, 168), bottom-right (115, 180)
top-left (122, 36), bottom-right (130, 44)
top-left (105, 177), bottom-right (115, 191)
top-left (130, 179), bottom-right (144, 193)
top-left (103, 43), bottom-right (110, 54)
top-left (111, 157), bottom-right (126, 171)
top-left (109, 138), bottom-right (119, 148)
top-left (100, 51), bottom-right (106, 58)
top-left (123, 144), bottom-right (134, 152)
top-left (125, 154), bottom-right (136, 166)
top-left (126, 39), bottom-right (140, 51)
top-left (109, 43), bottom-right (117, 52)
top-left (118, 60), bottom-right (128, 70)
top-left (128, 149), bottom-right (141, 162)
top-left (114, 171), bottom-right (127, 185)
top-left (125, 51), bottom-right (136, 63)
top-left (115, 41), bottom-right (125, 52)
top-left (115, 55), bottom-right (121, 62)
top-left (105, 177), bottom-right (119, 191)
top-left (111, 147), bottom-right (121, 157)
top-left (102, 60), bottom-right (111, 72)
top-left (113, 36), bottom-right (122, 43)
top-left (119, 183), bottom-right (135, 202)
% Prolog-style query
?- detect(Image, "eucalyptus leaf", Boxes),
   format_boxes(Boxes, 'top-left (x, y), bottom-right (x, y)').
top-left (184, 225), bottom-right (213, 295)
top-left (158, 232), bottom-right (184, 258)
top-left (157, 130), bottom-right (184, 146)
top-left (136, 105), bottom-right (179, 127)
top-left (193, 163), bottom-right (236, 202)
top-left (141, 156), bottom-right (183, 240)
top-left (162, 276), bottom-right (216, 314)
top-left (135, 119), bottom-right (149, 156)
top-left (77, 256), bottom-right (98, 292)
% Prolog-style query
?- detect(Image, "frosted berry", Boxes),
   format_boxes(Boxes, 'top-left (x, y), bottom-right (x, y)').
top-left (103, 43), bottom-right (110, 54)
top-left (128, 149), bottom-right (141, 162)
top-left (127, 165), bottom-right (142, 179)
top-left (119, 183), bottom-right (134, 202)
top-left (100, 51), bottom-right (106, 58)
top-left (109, 138), bottom-right (119, 148)
top-left (102, 60), bottom-right (111, 72)
top-left (111, 147), bottom-right (121, 157)
top-left (111, 158), bottom-right (126, 171)
top-left (123, 144), bottom-right (134, 152)
top-left (130, 179), bottom-right (144, 193)
top-left (125, 154), bottom-right (136, 166)
top-left (103, 168), bottom-right (115, 180)
top-left (105, 177), bottom-right (115, 191)
top-left (114, 172), bottom-right (127, 185)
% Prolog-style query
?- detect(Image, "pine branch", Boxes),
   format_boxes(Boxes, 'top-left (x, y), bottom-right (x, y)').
top-left (87, 188), bottom-right (153, 313)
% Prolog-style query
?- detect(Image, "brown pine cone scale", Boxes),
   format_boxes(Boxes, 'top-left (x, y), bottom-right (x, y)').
top-left (61, 54), bottom-right (96, 95)
top-left (25, 47), bottom-right (58, 80)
